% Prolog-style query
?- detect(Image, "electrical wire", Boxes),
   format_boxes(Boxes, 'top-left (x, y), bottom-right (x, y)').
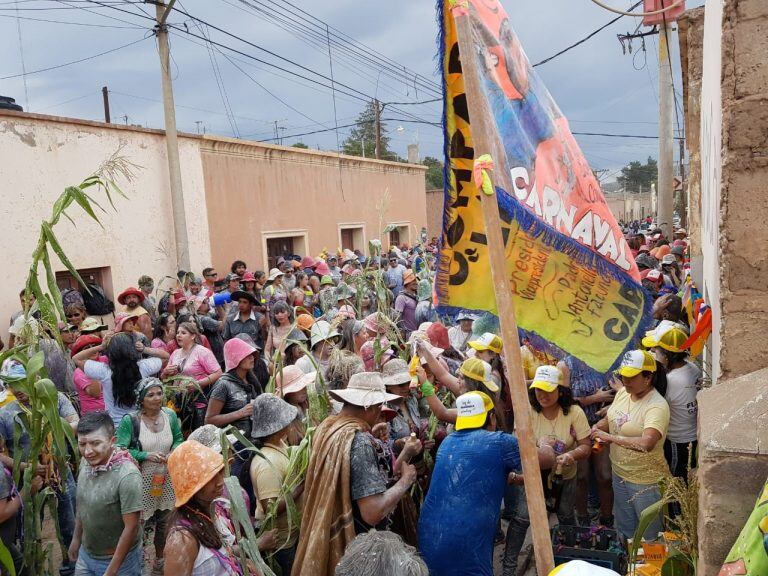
top-left (0, 34), bottom-right (149, 80)
top-left (572, 131), bottom-right (684, 140)
top-left (589, 0), bottom-right (685, 17)
top-left (0, 11), bottom-right (143, 26)
top-left (533, 1), bottom-right (642, 67)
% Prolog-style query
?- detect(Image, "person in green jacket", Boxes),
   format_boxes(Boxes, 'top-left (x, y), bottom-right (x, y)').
top-left (116, 377), bottom-right (183, 576)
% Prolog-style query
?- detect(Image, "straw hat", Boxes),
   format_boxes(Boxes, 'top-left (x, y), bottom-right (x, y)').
top-left (117, 287), bottom-right (144, 305)
top-left (167, 440), bottom-right (224, 507)
top-left (79, 317), bottom-right (108, 334)
top-left (329, 372), bottom-right (399, 408)
top-left (223, 337), bottom-right (257, 372)
top-left (250, 393), bottom-right (299, 439)
top-left (381, 358), bottom-right (411, 387)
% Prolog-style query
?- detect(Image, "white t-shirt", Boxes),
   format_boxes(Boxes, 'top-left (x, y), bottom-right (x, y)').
top-left (84, 357), bottom-right (162, 425)
top-left (664, 361), bottom-right (701, 443)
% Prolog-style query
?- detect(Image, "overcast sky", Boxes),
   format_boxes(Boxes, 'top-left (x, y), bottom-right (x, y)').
top-left (0, 0), bottom-right (703, 181)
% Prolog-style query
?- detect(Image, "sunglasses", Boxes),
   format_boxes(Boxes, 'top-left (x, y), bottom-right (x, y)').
top-left (205, 272), bottom-right (218, 278)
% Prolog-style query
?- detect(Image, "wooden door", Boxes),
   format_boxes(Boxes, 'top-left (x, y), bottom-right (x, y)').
top-left (341, 229), bottom-right (354, 250)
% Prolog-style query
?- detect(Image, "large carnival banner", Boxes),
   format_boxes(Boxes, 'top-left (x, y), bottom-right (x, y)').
top-left (436, 0), bottom-right (652, 373)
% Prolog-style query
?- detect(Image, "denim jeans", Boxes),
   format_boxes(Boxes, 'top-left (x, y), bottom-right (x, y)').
top-left (612, 473), bottom-right (663, 541)
top-left (57, 469), bottom-right (78, 576)
top-left (502, 479), bottom-right (577, 576)
top-left (74, 545), bottom-right (142, 576)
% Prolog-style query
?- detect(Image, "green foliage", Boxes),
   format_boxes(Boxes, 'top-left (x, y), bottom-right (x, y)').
top-left (617, 156), bottom-right (658, 193)
top-left (0, 149), bottom-right (137, 575)
top-left (290, 142), bottom-right (309, 149)
top-left (423, 156), bottom-right (444, 190)
top-left (341, 100), bottom-right (392, 159)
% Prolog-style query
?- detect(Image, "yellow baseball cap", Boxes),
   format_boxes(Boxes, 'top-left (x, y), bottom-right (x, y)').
top-left (459, 358), bottom-right (500, 393)
top-left (641, 320), bottom-right (689, 352)
top-left (468, 332), bottom-right (503, 354)
top-left (529, 365), bottom-right (563, 393)
top-left (616, 350), bottom-right (657, 378)
top-left (455, 391), bottom-right (494, 431)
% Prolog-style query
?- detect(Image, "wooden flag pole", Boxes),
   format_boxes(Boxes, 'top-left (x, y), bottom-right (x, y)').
top-left (452, 10), bottom-right (556, 575)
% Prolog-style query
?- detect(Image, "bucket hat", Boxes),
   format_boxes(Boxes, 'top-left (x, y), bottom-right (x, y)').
top-left (529, 365), bottom-right (565, 393)
top-left (310, 320), bottom-right (340, 348)
top-left (114, 311), bottom-right (141, 332)
top-left (455, 311), bottom-right (476, 322)
top-left (426, 322), bottom-right (450, 351)
top-left (670, 245), bottom-right (685, 256)
top-left (296, 314), bottom-right (315, 333)
top-left (336, 284), bottom-right (356, 301)
top-left (167, 440), bottom-right (224, 507)
top-left (230, 290), bottom-right (258, 305)
top-left (455, 391), bottom-right (494, 431)
top-left (381, 358), bottom-right (411, 387)
top-left (223, 337), bottom-right (257, 372)
top-left (363, 313), bottom-right (385, 335)
top-left (329, 372), bottom-right (400, 408)
top-left (616, 350), bottom-right (657, 378)
top-left (268, 268), bottom-right (284, 282)
top-left (337, 305), bottom-right (356, 320)
top-left (314, 261), bottom-right (331, 276)
top-left (460, 358), bottom-right (499, 393)
top-left (250, 393), bottom-right (298, 439)
top-left (70, 334), bottom-right (102, 356)
top-left (117, 287), bottom-right (145, 305)
top-left (187, 424), bottom-right (238, 455)
top-left (276, 365), bottom-right (315, 396)
top-left (173, 291), bottom-right (187, 306)
top-left (360, 338), bottom-right (395, 371)
top-left (402, 270), bottom-right (417, 286)
top-left (320, 275), bottom-right (334, 287)
top-left (641, 320), bottom-right (689, 352)
top-left (79, 317), bottom-right (108, 334)
top-left (241, 271), bottom-right (257, 283)
top-left (468, 332), bottom-right (503, 354)
top-left (301, 256), bottom-right (317, 270)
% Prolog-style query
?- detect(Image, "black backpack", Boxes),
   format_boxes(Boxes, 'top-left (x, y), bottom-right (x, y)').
top-left (81, 283), bottom-right (115, 316)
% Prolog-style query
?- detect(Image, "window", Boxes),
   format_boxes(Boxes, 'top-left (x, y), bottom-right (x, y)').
top-left (388, 223), bottom-right (410, 248)
top-left (338, 224), bottom-right (365, 252)
top-left (389, 228), bottom-right (400, 248)
top-left (56, 266), bottom-right (113, 296)
top-left (262, 231), bottom-right (308, 271)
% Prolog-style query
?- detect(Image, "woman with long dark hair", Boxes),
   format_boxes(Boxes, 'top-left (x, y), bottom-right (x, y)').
top-left (151, 313), bottom-right (177, 354)
top-left (264, 301), bottom-right (295, 359)
top-left (502, 366), bottom-right (591, 576)
top-left (164, 441), bottom-right (242, 576)
top-left (73, 332), bottom-right (169, 425)
top-left (591, 350), bottom-right (670, 541)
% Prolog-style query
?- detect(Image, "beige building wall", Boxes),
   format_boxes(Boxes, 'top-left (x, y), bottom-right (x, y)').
top-left (199, 137), bottom-right (427, 272)
top-left (425, 188), bottom-right (444, 240)
top-left (604, 191), bottom-right (654, 222)
top-left (0, 111), bottom-right (212, 343)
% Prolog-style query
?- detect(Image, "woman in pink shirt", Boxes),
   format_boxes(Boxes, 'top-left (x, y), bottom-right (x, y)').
top-left (162, 322), bottom-right (222, 429)
top-left (70, 334), bottom-right (106, 414)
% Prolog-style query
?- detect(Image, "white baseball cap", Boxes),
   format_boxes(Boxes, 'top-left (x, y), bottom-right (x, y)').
top-left (529, 365), bottom-right (564, 393)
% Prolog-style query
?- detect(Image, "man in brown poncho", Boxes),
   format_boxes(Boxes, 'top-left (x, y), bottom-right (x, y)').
top-left (292, 372), bottom-right (418, 576)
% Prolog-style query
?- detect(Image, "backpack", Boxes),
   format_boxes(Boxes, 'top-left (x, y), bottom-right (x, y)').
top-left (81, 283), bottom-right (115, 316)
top-left (61, 288), bottom-right (85, 310)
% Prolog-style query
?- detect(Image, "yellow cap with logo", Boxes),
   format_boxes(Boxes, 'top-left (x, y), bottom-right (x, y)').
top-left (455, 391), bottom-right (494, 431)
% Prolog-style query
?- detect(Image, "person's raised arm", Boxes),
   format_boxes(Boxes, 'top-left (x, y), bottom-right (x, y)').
top-left (72, 342), bottom-right (104, 369)
top-left (420, 377), bottom-right (457, 424)
top-left (416, 341), bottom-right (460, 395)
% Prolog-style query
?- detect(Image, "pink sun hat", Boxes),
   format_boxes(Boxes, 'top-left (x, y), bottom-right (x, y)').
top-left (223, 337), bottom-right (257, 372)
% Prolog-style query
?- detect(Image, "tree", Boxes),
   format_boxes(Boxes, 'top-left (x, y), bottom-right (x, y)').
top-left (291, 142), bottom-right (309, 149)
top-left (423, 156), bottom-right (444, 190)
top-left (342, 100), bottom-right (391, 159)
top-left (617, 156), bottom-right (658, 192)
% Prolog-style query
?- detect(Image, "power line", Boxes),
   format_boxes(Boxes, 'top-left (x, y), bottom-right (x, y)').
top-left (0, 10), bottom-right (142, 26)
top-left (572, 131), bottom-right (684, 140)
top-left (532, 1), bottom-right (642, 68)
top-left (0, 34), bottom-right (149, 80)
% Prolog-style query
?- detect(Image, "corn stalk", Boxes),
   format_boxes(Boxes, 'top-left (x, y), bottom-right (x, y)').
top-left (0, 151), bottom-right (136, 574)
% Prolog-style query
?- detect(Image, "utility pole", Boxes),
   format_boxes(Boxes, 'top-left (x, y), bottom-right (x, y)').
top-left (361, 136), bottom-right (366, 158)
top-left (657, 22), bottom-right (674, 238)
top-left (101, 86), bottom-right (110, 123)
top-left (155, 0), bottom-right (191, 272)
top-left (374, 99), bottom-right (381, 159)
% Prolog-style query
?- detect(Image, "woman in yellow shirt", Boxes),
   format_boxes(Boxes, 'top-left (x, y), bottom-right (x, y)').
top-left (503, 365), bottom-right (592, 576)
top-left (591, 350), bottom-right (670, 541)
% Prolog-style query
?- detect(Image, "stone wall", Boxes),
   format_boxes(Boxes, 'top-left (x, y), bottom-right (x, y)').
top-left (718, 0), bottom-right (768, 381)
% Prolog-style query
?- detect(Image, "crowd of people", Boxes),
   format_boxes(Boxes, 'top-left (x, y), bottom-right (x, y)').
top-left (0, 225), bottom-right (701, 576)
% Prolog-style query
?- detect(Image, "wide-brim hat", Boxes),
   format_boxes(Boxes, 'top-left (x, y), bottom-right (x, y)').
top-left (79, 317), bottom-right (108, 333)
top-left (167, 440), bottom-right (225, 507)
top-left (230, 290), bottom-right (257, 305)
top-left (117, 287), bottom-right (145, 305)
top-left (402, 270), bottom-right (417, 286)
top-left (268, 268), bottom-right (284, 282)
top-left (114, 310), bottom-right (142, 332)
top-left (250, 393), bottom-right (299, 439)
top-left (224, 337), bottom-right (257, 372)
top-left (455, 311), bottom-right (476, 322)
top-left (301, 256), bottom-right (317, 269)
top-left (381, 358), bottom-right (411, 387)
top-left (277, 365), bottom-right (316, 396)
top-left (329, 372), bottom-right (400, 408)
top-left (310, 320), bottom-right (340, 348)
top-left (315, 261), bottom-right (331, 276)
